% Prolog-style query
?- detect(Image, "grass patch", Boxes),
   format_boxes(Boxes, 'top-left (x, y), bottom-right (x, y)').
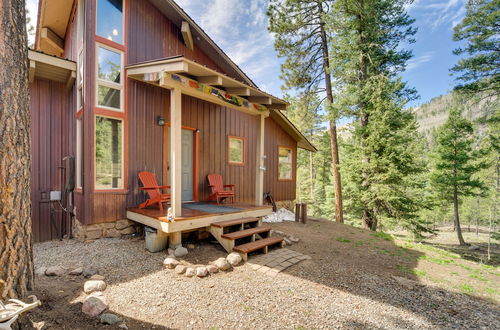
top-left (398, 264), bottom-right (426, 277)
top-left (457, 264), bottom-right (474, 271)
top-left (458, 284), bottom-right (474, 294)
top-left (418, 255), bottom-right (454, 265)
top-left (484, 287), bottom-right (499, 295)
top-left (336, 237), bottom-right (351, 243)
top-left (450, 272), bottom-right (459, 276)
top-left (372, 232), bottom-right (393, 241)
top-left (469, 273), bottom-right (488, 282)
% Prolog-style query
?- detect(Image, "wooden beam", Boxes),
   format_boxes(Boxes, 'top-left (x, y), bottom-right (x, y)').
top-left (29, 60), bottom-right (36, 83)
top-left (66, 70), bottom-right (76, 90)
top-left (248, 96), bottom-right (272, 105)
top-left (198, 75), bottom-right (223, 85)
top-left (270, 103), bottom-right (287, 110)
top-left (181, 21), bottom-right (194, 51)
top-left (226, 87), bottom-right (250, 96)
top-left (170, 87), bottom-right (183, 218)
top-left (255, 114), bottom-right (265, 206)
top-left (28, 50), bottom-right (76, 71)
top-left (41, 27), bottom-right (64, 54)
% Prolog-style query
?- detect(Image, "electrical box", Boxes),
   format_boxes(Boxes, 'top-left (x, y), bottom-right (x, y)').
top-left (50, 191), bottom-right (62, 201)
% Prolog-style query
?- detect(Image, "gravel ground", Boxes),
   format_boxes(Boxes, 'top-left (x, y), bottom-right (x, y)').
top-left (30, 220), bottom-right (500, 330)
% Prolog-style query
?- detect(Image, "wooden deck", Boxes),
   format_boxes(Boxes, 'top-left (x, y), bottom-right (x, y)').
top-left (126, 203), bottom-right (273, 233)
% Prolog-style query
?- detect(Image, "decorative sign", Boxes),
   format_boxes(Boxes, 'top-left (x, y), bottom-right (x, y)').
top-left (168, 73), bottom-right (268, 113)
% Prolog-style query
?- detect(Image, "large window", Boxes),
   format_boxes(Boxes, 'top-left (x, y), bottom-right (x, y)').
top-left (228, 136), bottom-right (245, 165)
top-left (96, 0), bottom-right (123, 44)
top-left (96, 44), bottom-right (123, 111)
top-left (278, 147), bottom-right (293, 181)
top-left (95, 116), bottom-right (123, 189)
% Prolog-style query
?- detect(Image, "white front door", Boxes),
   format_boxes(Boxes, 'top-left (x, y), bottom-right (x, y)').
top-left (168, 128), bottom-right (194, 201)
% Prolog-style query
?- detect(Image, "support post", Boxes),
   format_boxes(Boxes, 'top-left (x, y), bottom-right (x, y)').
top-left (295, 203), bottom-right (301, 222)
top-left (255, 114), bottom-right (265, 205)
top-left (171, 87), bottom-right (182, 218)
top-left (301, 203), bottom-right (308, 224)
top-left (169, 232), bottom-right (182, 248)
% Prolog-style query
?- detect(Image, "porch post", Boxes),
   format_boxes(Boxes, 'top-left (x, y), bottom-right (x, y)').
top-left (255, 114), bottom-right (265, 206)
top-left (171, 87), bottom-right (182, 218)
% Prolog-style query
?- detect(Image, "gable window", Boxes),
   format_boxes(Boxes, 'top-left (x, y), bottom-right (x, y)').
top-left (96, 44), bottom-right (123, 111)
top-left (228, 136), bottom-right (245, 165)
top-left (95, 116), bottom-right (123, 189)
top-left (278, 146), bottom-right (293, 180)
top-left (96, 0), bottom-right (123, 44)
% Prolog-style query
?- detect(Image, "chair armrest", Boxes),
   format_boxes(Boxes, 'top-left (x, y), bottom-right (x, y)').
top-left (140, 185), bottom-right (170, 191)
top-left (224, 184), bottom-right (235, 187)
top-left (208, 184), bottom-right (215, 188)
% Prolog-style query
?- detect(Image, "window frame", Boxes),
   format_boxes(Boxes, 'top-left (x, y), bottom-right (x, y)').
top-left (277, 146), bottom-right (294, 181)
top-left (95, 0), bottom-right (125, 45)
top-left (227, 136), bottom-right (245, 166)
top-left (95, 42), bottom-right (124, 112)
top-left (76, 117), bottom-right (84, 189)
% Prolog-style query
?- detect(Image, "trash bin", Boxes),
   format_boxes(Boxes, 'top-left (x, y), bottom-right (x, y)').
top-left (144, 226), bottom-right (168, 253)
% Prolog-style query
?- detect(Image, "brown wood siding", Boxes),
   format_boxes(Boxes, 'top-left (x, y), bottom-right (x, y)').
top-left (263, 117), bottom-right (297, 201)
top-left (127, 0), bottom-right (223, 72)
top-left (30, 78), bottom-right (74, 242)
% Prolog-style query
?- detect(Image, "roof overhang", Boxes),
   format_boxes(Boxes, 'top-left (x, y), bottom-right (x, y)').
top-left (269, 110), bottom-right (317, 152)
top-left (28, 49), bottom-right (76, 88)
top-left (35, 0), bottom-right (75, 57)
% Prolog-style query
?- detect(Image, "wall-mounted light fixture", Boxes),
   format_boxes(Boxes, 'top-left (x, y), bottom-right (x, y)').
top-left (157, 116), bottom-right (165, 126)
top-left (195, 128), bottom-right (200, 133)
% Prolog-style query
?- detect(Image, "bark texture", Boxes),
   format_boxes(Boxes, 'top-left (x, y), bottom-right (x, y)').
top-left (0, 0), bottom-right (34, 299)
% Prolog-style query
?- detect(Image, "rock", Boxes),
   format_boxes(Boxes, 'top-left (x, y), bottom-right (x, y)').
top-left (104, 228), bottom-right (121, 238)
top-left (85, 230), bottom-right (102, 240)
top-left (116, 219), bottom-right (133, 230)
top-left (185, 267), bottom-right (196, 277)
top-left (83, 268), bottom-right (99, 278)
top-left (82, 294), bottom-right (108, 317)
top-left (392, 276), bottom-right (421, 290)
top-left (69, 267), bottom-right (83, 276)
top-left (163, 257), bottom-right (179, 269)
top-left (45, 265), bottom-right (66, 276)
top-left (214, 257), bottom-right (231, 271)
top-left (118, 324), bottom-right (129, 329)
top-left (84, 280), bottom-right (107, 294)
top-left (174, 265), bottom-right (187, 274)
top-left (196, 267), bottom-right (208, 277)
top-left (120, 227), bottom-right (135, 235)
top-left (32, 321), bottom-right (46, 330)
top-left (174, 246), bottom-right (189, 258)
top-left (469, 245), bottom-right (480, 251)
top-left (100, 313), bottom-right (122, 325)
top-left (35, 267), bottom-right (47, 276)
top-left (274, 230), bottom-right (285, 236)
top-left (90, 274), bottom-right (105, 280)
top-left (206, 265), bottom-right (219, 274)
top-left (284, 237), bottom-right (293, 245)
top-left (226, 252), bottom-right (242, 266)
top-left (167, 248), bottom-right (175, 256)
top-left (187, 243), bottom-right (196, 249)
top-left (289, 236), bottom-right (300, 243)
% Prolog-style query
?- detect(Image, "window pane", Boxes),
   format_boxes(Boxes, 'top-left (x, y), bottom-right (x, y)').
top-left (76, 119), bottom-right (83, 188)
top-left (96, 0), bottom-right (123, 44)
top-left (97, 85), bottom-right (121, 110)
top-left (229, 138), bottom-right (243, 163)
top-left (95, 117), bottom-right (123, 189)
top-left (278, 147), bottom-right (293, 180)
top-left (279, 163), bottom-right (292, 180)
top-left (97, 46), bottom-right (121, 84)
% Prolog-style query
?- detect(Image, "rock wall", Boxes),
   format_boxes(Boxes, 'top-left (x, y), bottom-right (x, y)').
top-left (275, 200), bottom-right (295, 212)
top-left (73, 219), bottom-right (142, 241)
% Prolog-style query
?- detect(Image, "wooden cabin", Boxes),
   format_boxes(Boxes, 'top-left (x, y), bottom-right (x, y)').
top-left (29, 0), bottom-right (315, 247)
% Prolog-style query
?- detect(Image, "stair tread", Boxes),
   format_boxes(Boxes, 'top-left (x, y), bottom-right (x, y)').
top-left (211, 217), bottom-right (260, 228)
top-left (233, 237), bottom-right (283, 254)
top-left (221, 226), bottom-right (271, 240)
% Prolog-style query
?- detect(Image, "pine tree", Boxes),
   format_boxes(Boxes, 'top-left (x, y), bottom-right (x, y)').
top-left (268, 0), bottom-right (344, 222)
top-left (451, 0), bottom-right (500, 96)
top-left (430, 107), bottom-right (487, 245)
top-left (328, 0), bottom-right (420, 231)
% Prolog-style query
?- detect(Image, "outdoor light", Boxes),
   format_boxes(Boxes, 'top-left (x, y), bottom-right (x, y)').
top-left (195, 128), bottom-right (200, 133)
top-left (157, 116), bottom-right (165, 126)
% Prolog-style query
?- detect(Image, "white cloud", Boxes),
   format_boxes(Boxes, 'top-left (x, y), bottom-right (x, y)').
top-left (406, 52), bottom-right (434, 71)
top-left (408, 0), bottom-right (466, 30)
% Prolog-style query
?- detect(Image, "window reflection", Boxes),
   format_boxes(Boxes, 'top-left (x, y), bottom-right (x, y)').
top-left (97, 46), bottom-right (121, 84)
top-left (96, 0), bottom-right (123, 44)
top-left (95, 116), bottom-right (123, 189)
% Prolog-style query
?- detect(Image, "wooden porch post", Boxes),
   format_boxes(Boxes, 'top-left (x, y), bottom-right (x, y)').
top-left (171, 87), bottom-right (182, 218)
top-left (255, 114), bottom-right (265, 206)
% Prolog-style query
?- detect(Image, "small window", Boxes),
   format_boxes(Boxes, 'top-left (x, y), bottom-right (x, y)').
top-left (97, 46), bottom-right (121, 83)
top-left (95, 116), bottom-right (123, 189)
top-left (96, 45), bottom-right (123, 111)
top-left (97, 85), bottom-right (121, 109)
top-left (76, 118), bottom-right (83, 188)
top-left (278, 147), bottom-right (293, 180)
top-left (96, 0), bottom-right (123, 44)
top-left (228, 136), bottom-right (244, 165)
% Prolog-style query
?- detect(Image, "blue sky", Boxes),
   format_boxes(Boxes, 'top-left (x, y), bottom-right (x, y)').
top-left (27, 0), bottom-right (467, 107)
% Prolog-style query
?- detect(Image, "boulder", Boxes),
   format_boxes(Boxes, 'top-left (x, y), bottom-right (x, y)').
top-left (174, 265), bottom-right (187, 274)
top-left (100, 313), bottom-right (122, 325)
top-left (69, 267), bottom-right (83, 276)
top-left (213, 257), bottom-right (231, 271)
top-left (45, 266), bottom-right (66, 276)
top-left (185, 267), bottom-right (196, 277)
top-left (196, 267), bottom-right (208, 277)
top-left (226, 252), bottom-right (242, 266)
top-left (174, 246), bottom-right (189, 258)
top-left (115, 219), bottom-right (133, 230)
top-left (90, 274), bottom-right (105, 280)
top-left (82, 293), bottom-right (108, 317)
top-left (163, 257), bottom-right (179, 269)
top-left (206, 265), bottom-right (219, 274)
top-left (84, 280), bottom-right (107, 294)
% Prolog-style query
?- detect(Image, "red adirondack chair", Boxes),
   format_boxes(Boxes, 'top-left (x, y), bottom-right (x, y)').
top-left (207, 173), bottom-right (235, 204)
top-left (138, 171), bottom-right (171, 212)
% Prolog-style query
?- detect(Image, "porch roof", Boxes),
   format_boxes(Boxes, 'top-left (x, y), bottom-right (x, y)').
top-left (28, 49), bottom-right (76, 87)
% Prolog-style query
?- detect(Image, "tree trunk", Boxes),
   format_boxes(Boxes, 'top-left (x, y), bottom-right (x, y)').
top-left (0, 0), bottom-right (34, 299)
top-left (453, 188), bottom-right (466, 246)
top-left (318, 3), bottom-right (343, 223)
top-left (309, 151), bottom-right (314, 201)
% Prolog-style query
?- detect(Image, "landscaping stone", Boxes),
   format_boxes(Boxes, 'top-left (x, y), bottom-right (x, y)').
top-left (227, 252), bottom-right (242, 266)
top-left (82, 293), bottom-right (108, 317)
top-left (289, 236), bottom-right (300, 243)
top-left (174, 246), bottom-right (189, 258)
top-left (35, 266), bottom-right (47, 276)
top-left (214, 257), bottom-right (231, 271)
top-left (196, 267), bottom-right (208, 277)
top-left (69, 267), bottom-right (83, 276)
top-left (206, 265), bottom-right (219, 274)
top-left (100, 313), bottom-right (122, 325)
top-left (89, 274), bottom-right (105, 280)
top-left (83, 268), bottom-right (99, 278)
top-left (174, 265), bottom-right (187, 274)
top-left (284, 237), bottom-right (293, 245)
top-left (163, 257), bottom-right (179, 269)
top-left (86, 230), bottom-right (102, 241)
top-left (119, 227), bottom-right (135, 235)
top-left (118, 324), bottom-right (128, 329)
top-left (185, 267), bottom-right (196, 277)
top-left (274, 230), bottom-right (285, 236)
top-left (104, 228), bottom-right (121, 238)
top-left (84, 280), bottom-right (107, 294)
top-left (115, 219), bottom-right (133, 230)
top-left (45, 265), bottom-right (66, 276)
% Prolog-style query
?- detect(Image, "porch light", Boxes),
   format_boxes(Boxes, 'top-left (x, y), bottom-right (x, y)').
top-left (157, 116), bottom-right (165, 126)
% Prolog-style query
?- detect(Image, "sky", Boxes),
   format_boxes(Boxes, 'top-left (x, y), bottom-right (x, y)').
top-left (27, 0), bottom-right (467, 108)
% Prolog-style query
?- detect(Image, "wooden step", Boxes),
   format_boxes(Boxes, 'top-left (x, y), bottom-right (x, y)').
top-left (221, 226), bottom-right (271, 240)
top-left (233, 237), bottom-right (283, 254)
top-left (211, 217), bottom-right (259, 228)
